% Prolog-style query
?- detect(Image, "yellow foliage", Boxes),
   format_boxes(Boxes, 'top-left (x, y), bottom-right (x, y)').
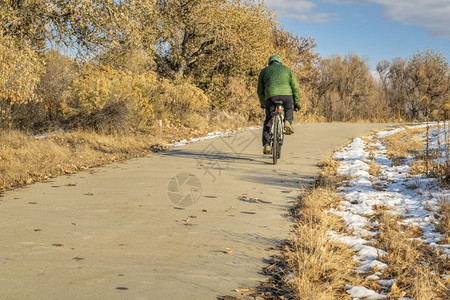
top-left (153, 0), bottom-right (275, 81)
top-left (159, 79), bottom-right (209, 113)
top-left (222, 76), bottom-right (262, 122)
top-left (153, 78), bottom-right (210, 129)
top-left (1, 0), bottom-right (148, 52)
top-left (0, 34), bottom-right (42, 104)
top-left (62, 66), bottom-right (210, 131)
top-left (0, 32), bottom-right (42, 128)
top-left (36, 50), bottom-right (80, 122)
top-left (62, 66), bottom-right (157, 131)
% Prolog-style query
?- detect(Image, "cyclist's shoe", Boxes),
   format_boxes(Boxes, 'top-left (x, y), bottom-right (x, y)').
top-left (284, 121), bottom-right (294, 135)
top-left (263, 145), bottom-right (272, 155)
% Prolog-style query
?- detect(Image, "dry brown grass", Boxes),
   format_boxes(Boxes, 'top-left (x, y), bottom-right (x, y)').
top-left (437, 197), bottom-right (450, 244)
top-left (284, 159), bottom-right (365, 299)
top-left (0, 130), bottom-right (167, 191)
top-left (289, 150), bottom-right (450, 299)
top-left (385, 125), bottom-right (449, 186)
top-left (0, 109), bottom-right (260, 192)
top-left (373, 211), bottom-right (449, 299)
top-left (410, 160), bottom-right (428, 175)
top-left (368, 159), bottom-right (382, 178)
top-left (287, 187), bottom-right (361, 300)
top-left (402, 124), bottom-right (449, 186)
top-left (442, 162), bottom-right (450, 187)
top-left (314, 158), bottom-right (349, 189)
top-left (384, 127), bottom-right (425, 160)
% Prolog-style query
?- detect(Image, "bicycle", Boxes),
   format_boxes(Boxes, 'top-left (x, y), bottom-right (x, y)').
top-left (270, 100), bottom-right (285, 165)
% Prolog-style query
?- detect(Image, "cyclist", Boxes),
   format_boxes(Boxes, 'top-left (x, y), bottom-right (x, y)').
top-left (257, 55), bottom-right (301, 154)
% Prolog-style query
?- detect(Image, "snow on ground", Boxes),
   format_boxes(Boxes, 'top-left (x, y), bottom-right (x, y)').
top-left (168, 130), bottom-right (234, 147)
top-left (168, 126), bottom-right (261, 147)
top-left (328, 123), bottom-right (449, 299)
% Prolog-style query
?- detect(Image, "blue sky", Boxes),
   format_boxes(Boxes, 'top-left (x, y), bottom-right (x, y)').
top-left (264, 0), bottom-right (450, 71)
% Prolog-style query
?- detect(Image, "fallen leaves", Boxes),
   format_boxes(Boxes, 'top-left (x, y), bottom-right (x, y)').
top-left (72, 256), bottom-right (85, 261)
top-left (238, 195), bottom-right (271, 204)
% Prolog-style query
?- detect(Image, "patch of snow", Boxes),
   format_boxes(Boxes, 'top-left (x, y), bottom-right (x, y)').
top-left (34, 129), bottom-right (65, 140)
top-left (329, 123), bottom-right (449, 298)
top-left (345, 285), bottom-right (386, 299)
top-left (377, 279), bottom-right (394, 287)
top-left (167, 127), bottom-right (260, 147)
top-left (168, 130), bottom-right (234, 147)
top-left (366, 274), bottom-right (380, 280)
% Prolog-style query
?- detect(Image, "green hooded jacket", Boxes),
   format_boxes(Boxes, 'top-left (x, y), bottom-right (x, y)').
top-left (257, 55), bottom-right (300, 107)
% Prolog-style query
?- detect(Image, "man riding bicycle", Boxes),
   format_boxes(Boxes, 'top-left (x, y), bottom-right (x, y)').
top-left (257, 55), bottom-right (301, 154)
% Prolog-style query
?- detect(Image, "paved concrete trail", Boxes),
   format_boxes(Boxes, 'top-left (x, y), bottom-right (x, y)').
top-left (0, 123), bottom-right (391, 300)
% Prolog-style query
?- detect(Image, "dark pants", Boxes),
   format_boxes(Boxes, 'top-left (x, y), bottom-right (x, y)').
top-left (262, 95), bottom-right (294, 146)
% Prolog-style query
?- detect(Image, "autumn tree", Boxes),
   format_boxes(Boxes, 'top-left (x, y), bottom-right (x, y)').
top-left (377, 58), bottom-right (412, 120)
top-left (314, 54), bottom-right (375, 121)
top-left (151, 0), bottom-right (273, 78)
top-left (377, 50), bottom-right (449, 121)
top-left (37, 50), bottom-right (79, 124)
top-left (0, 32), bottom-right (43, 129)
top-left (408, 50), bottom-right (449, 120)
top-left (1, 0), bottom-right (322, 130)
top-left (0, 0), bottom-right (148, 54)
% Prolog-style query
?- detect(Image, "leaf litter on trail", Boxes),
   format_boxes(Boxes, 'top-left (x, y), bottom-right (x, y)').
top-left (238, 196), bottom-right (271, 204)
top-left (72, 256), bottom-right (85, 261)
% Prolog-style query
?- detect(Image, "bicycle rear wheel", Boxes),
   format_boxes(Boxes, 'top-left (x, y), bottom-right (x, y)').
top-left (277, 117), bottom-right (283, 159)
top-left (272, 115), bottom-right (279, 164)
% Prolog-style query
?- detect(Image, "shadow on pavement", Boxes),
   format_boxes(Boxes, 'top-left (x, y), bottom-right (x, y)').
top-left (162, 149), bottom-right (272, 165)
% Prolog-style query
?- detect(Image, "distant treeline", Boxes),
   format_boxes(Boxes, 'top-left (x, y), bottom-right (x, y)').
top-left (0, 0), bottom-right (448, 133)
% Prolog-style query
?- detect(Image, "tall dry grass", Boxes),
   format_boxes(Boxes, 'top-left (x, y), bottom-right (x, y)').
top-left (0, 105), bottom-right (263, 193)
top-left (314, 159), bottom-right (349, 189)
top-left (437, 197), bottom-right (450, 244)
top-left (284, 159), bottom-right (363, 299)
top-left (384, 127), bottom-right (425, 160)
top-left (0, 130), bottom-right (167, 191)
top-left (368, 159), bottom-right (382, 178)
top-left (287, 187), bottom-right (360, 300)
top-left (373, 211), bottom-right (449, 299)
